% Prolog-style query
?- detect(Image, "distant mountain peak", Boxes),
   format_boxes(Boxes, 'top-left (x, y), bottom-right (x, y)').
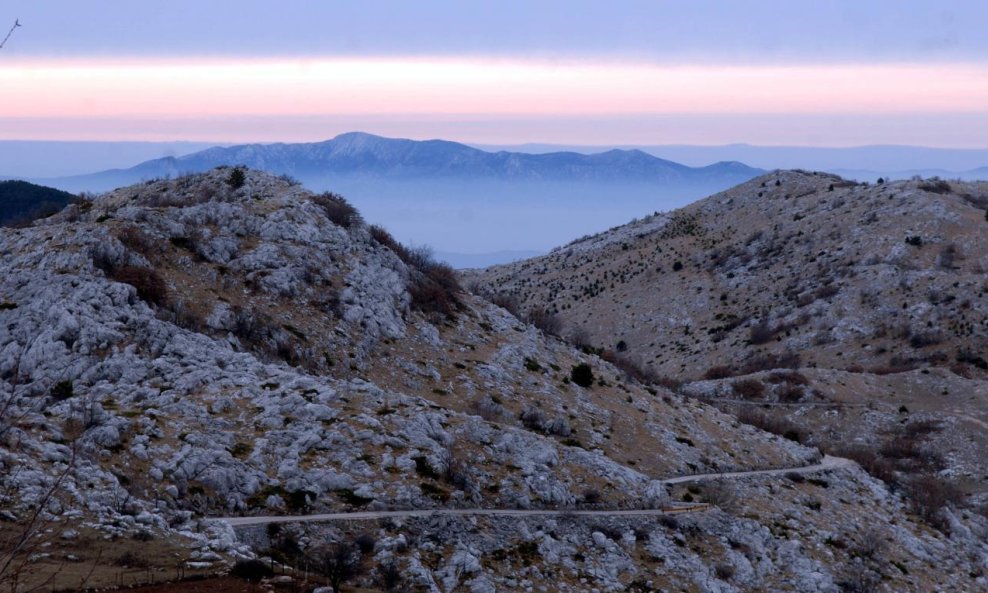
top-left (42, 133), bottom-right (764, 193)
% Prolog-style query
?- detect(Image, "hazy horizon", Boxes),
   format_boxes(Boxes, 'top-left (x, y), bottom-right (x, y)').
top-left (6, 135), bottom-right (988, 181)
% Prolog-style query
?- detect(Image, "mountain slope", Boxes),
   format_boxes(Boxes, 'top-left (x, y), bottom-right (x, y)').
top-left (472, 171), bottom-right (988, 521)
top-left (476, 172), bottom-right (988, 379)
top-left (1, 168), bottom-right (985, 591)
top-left (0, 180), bottom-right (77, 226)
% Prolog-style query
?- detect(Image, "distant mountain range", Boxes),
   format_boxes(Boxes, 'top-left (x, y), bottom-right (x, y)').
top-left (828, 166), bottom-right (988, 182)
top-left (473, 142), bottom-right (988, 180)
top-left (37, 132), bottom-right (763, 193)
top-left (9, 138), bottom-right (988, 189)
top-left (0, 180), bottom-right (77, 226)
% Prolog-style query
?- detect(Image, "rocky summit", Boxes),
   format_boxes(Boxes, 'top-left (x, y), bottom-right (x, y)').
top-left (2, 168), bottom-right (987, 592)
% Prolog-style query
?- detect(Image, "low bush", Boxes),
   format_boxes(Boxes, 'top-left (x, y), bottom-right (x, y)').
top-left (408, 259), bottom-right (462, 319)
top-left (313, 192), bottom-right (362, 228)
top-left (902, 474), bottom-right (964, 532)
top-left (354, 533), bottom-right (376, 554)
top-left (370, 225), bottom-right (409, 259)
top-left (748, 320), bottom-right (778, 345)
top-left (737, 409), bottom-right (804, 443)
top-left (581, 488), bottom-right (601, 504)
top-left (544, 416), bottom-right (572, 437)
top-left (777, 384), bottom-right (804, 403)
top-left (113, 551), bottom-right (150, 568)
top-left (50, 380), bottom-right (74, 401)
top-left (918, 179), bottom-right (951, 194)
top-left (378, 560), bottom-right (404, 591)
top-left (702, 480), bottom-right (737, 512)
top-left (957, 350), bottom-right (988, 370)
top-left (520, 406), bottom-right (547, 432)
top-left (488, 292), bottom-right (521, 316)
top-left (714, 564), bottom-right (736, 580)
top-left (765, 370), bottom-right (809, 385)
top-left (570, 363), bottom-right (594, 387)
top-left (371, 227), bottom-right (462, 319)
top-left (909, 331), bottom-right (944, 348)
top-left (116, 226), bottom-right (156, 257)
top-left (526, 307), bottom-right (562, 335)
top-left (738, 352), bottom-right (801, 375)
top-left (471, 398), bottom-right (505, 422)
top-left (703, 365), bottom-right (734, 380)
top-left (731, 378), bottom-right (765, 399)
top-left (835, 444), bottom-right (896, 484)
top-left (112, 265), bottom-right (170, 306)
top-left (600, 350), bottom-right (661, 385)
top-left (230, 559), bottom-right (273, 582)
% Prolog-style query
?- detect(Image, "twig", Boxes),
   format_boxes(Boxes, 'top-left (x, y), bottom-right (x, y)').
top-left (0, 19), bottom-right (20, 50)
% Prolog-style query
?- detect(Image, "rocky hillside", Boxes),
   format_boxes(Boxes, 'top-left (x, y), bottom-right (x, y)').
top-left (476, 172), bottom-right (988, 380)
top-left (1, 168), bottom-right (986, 592)
top-left (473, 170), bottom-right (988, 566)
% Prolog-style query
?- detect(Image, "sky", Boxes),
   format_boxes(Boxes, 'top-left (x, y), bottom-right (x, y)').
top-left (3, 1), bottom-right (988, 146)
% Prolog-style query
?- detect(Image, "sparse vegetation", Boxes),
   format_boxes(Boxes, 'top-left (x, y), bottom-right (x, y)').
top-left (113, 265), bottom-right (170, 306)
top-left (526, 306), bottom-right (562, 335)
top-left (310, 540), bottom-right (364, 593)
top-left (370, 226), bottom-right (462, 318)
top-left (230, 558), bottom-right (273, 582)
top-left (918, 178), bottom-right (951, 194)
top-left (407, 255), bottom-right (462, 319)
top-left (737, 408), bottom-right (804, 442)
top-left (313, 191), bottom-right (362, 228)
top-left (731, 378), bottom-right (765, 399)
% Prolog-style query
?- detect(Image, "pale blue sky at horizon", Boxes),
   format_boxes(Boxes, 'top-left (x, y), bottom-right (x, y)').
top-left (3, 1), bottom-right (988, 146)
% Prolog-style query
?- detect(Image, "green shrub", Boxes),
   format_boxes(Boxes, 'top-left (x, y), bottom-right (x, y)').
top-left (51, 380), bottom-right (74, 401)
top-left (230, 559), bottom-right (273, 582)
top-left (226, 167), bottom-right (246, 189)
top-left (570, 363), bottom-right (594, 387)
top-left (412, 455), bottom-right (440, 479)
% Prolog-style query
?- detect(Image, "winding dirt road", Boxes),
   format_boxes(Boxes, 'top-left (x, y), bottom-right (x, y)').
top-left (655, 454), bottom-right (853, 485)
top-left (213, 455), bottom-right (853, 527)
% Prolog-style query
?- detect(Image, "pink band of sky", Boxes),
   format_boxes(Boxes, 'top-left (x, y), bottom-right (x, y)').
top-left (4, 57), bottom-right (988, 144)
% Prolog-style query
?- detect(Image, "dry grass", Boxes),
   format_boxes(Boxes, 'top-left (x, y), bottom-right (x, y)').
top-left (0, 522), bottom-right (211, 593)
